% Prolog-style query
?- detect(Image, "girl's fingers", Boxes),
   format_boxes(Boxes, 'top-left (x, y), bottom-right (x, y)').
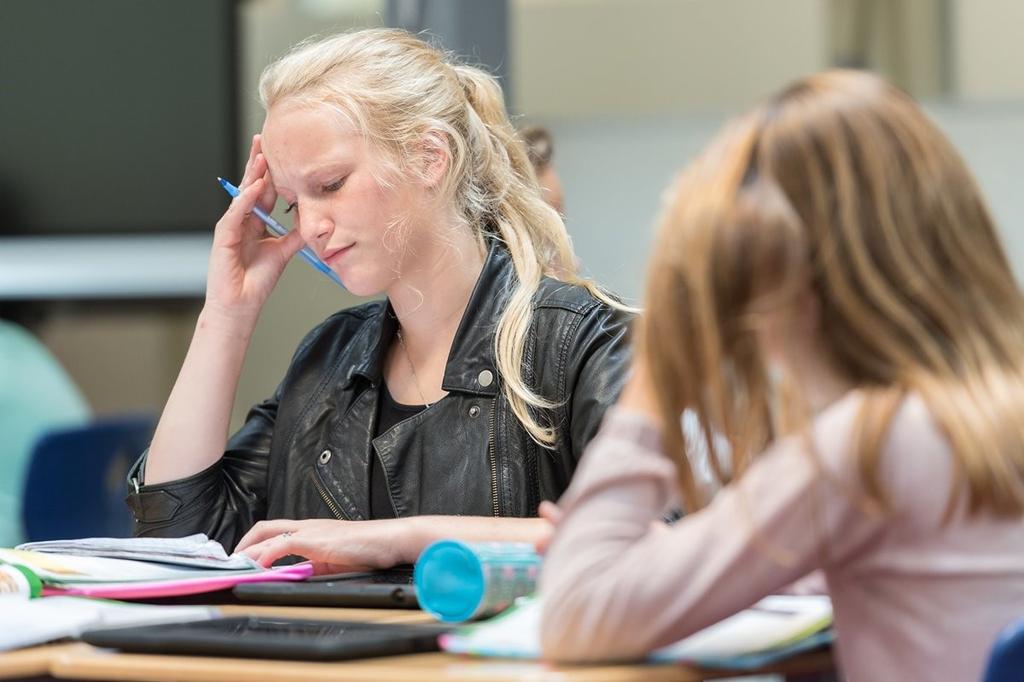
top-left (241, 534), bottom-right (295, 568)
top-left (274, 224), bottom-right (307, 263)
top-left (234, 518), bottom-right (296, 552)
top-left (239, 134), bottom-right (262, 188)
top-left (538, 500), bottom-right (564, 525)
top-left (214, 178), bottom-right (264, 246)
top-left (536, 501), bottom-right (563, 555)
top-left (232, 178), bottom-right (265, 219)
top-left (256, 166), bottom-right (277, 215)
top-left (241, 151), bottom-right (277, 216)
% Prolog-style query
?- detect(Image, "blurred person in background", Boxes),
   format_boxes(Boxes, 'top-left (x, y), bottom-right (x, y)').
top-left (0, 318), bottom-right (89, 546)
top-left (521, 125), bottom-right (565, 215)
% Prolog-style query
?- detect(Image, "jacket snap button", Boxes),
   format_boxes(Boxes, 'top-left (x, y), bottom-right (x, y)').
top-left (477, 369), bottom-right (494, 387)
top-left (319, 449), bottom-right (332, 464)
top-left (468, 405), bottom-right (480, 418)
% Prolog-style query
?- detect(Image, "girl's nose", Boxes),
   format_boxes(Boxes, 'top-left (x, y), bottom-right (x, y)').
top-left (298, 213), bottom-right (333, 250)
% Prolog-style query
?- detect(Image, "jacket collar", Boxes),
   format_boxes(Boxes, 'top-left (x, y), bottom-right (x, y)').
top-left (349, 241), bottom-right (514, 397)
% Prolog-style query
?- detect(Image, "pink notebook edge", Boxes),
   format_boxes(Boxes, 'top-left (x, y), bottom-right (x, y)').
top-left (40, 562), bottom-right (314, 599)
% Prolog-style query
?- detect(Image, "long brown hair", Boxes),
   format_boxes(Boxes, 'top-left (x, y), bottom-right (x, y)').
top-left (643, 70), bottom-right (1024, 517)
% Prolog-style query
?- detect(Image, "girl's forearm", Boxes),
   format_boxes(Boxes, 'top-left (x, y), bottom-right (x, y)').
top-left (143, 308), bottom-right (257, 485)
top-left (400, 515), bottom-right (550, 562)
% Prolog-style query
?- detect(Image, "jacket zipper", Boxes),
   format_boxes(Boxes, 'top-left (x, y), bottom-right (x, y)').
top-left (488, 397), bottom-right (500, 517)
top-left (313, 469), bottom-right (346, 520)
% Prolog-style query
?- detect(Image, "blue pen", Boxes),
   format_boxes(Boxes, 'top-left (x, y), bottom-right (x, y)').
top-left (217, 177), bottom-right (345, 289)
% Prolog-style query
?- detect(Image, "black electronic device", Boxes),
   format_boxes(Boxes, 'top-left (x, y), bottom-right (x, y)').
top-left (81, 616), bottom-right (450, 661)
top-left (233, 567), bottom-right (419, 609)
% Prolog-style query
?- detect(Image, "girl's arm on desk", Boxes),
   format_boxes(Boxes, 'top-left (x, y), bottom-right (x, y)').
top-left (235, 516), bottom-right (551, 573)
top-left (536, 374), bottom-right (893, 663)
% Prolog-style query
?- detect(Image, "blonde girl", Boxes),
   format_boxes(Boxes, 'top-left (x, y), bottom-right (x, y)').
top-left (129, 28), bottom-right (630, 570)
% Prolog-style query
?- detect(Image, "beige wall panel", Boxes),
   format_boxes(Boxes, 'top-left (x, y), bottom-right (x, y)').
top-left (513, 0), bottom-right (828, 118)
top-left (37, 306), bottom-right (196, 418)
top-left (954, 0), bottom-right (1024, 100)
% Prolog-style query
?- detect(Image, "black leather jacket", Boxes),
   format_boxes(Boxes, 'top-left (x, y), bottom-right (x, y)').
top-left (126, 244), bottom-right (632, 551)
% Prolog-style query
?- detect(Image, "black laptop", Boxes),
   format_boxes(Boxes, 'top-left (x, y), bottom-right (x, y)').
top-left (232, 566), bottom-right (418, 608)
top-left (81, 616), bottom-right (451, 661)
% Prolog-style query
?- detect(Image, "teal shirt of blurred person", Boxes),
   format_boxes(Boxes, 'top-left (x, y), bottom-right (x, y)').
top-left (0, 320), bottom-right (89, 546)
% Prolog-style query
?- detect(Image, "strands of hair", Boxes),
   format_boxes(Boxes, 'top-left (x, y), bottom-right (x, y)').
top-left (643, 70), bottom-right (1024, 518)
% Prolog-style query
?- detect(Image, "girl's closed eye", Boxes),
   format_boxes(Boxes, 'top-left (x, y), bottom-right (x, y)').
top-left (322, 177), bottom-right (346, 193)
top-left (284, 201), bottom-right (298, 214)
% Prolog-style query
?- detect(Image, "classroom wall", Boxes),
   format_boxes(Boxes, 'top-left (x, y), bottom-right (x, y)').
top-left (513, 0), bottom-right (1024, 300)
top-left (953, 0), bottom-right (1024, 100)
top-left (512, 0), bottom-right (828, 117)
top-left (31, 0), bottom-right (1024, 435)
top-left (35, 305), bottom-right (195, 417)
top-left (546, 102), bottom-right (1024, 302)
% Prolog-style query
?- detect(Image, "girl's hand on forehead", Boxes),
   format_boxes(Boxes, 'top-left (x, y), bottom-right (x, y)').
top-left (204, 134), bottom-right (306, 322)
top-left (239, 134), bottom-right (280, 215)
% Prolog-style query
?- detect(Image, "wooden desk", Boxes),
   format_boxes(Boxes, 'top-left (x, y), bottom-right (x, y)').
top-left (1, 604), bottom-right (834, 682)
top-left (48, 647), bottom-right (834, 681)
top-left (0, 641), bottom-right (80, 680)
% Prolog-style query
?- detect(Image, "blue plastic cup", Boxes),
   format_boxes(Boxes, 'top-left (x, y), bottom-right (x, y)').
top-left (414, 540), bottom-right (541, 622)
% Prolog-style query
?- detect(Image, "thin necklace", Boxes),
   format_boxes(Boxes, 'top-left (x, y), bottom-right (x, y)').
top-left (395, 328), bottom-right (432, 407)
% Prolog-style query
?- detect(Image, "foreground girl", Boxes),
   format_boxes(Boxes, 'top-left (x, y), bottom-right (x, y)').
top-left (540, 71), bottom-right (1024, 680)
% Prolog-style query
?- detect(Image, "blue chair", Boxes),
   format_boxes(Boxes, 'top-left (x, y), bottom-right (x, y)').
top-left (21, 415), bottom-right (155, 542)
top-left (983, 617), bottom-right (1024, 682)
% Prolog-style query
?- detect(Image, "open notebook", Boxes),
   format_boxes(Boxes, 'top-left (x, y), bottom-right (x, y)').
top-left (1, 534), bottom-right (311, 599)
top-left (441, 594), bottom-right (833, 670)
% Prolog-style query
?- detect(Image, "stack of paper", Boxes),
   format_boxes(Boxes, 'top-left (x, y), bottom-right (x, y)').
top-left (0, 596), bottom-right (218, 652)
top-left (440, 595), bottom-right (833, 670)
top-left (17, 533), bottom-right (258, 570)
top-left (0, 535), bottom-right (312, 600)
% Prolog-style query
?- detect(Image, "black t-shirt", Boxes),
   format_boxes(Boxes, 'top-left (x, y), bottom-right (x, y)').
top-left (370, 385), bottom-right (426, 519)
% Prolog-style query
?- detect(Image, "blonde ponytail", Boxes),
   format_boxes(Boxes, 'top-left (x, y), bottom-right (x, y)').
top-left (453, 63), bottom-right (605, 445)
top-left (260, 28), bottom-right (629, 447)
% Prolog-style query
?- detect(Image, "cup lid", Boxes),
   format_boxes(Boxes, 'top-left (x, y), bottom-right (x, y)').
top-left (414, 539), bottom-right (485, 622)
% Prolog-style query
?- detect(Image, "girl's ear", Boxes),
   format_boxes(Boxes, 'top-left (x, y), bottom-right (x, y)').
top-left (419, 131), bottom-right (450, 190)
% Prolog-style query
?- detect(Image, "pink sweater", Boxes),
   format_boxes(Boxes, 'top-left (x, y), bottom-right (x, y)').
top-left (539, 393), bottom-right (1024, 680)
